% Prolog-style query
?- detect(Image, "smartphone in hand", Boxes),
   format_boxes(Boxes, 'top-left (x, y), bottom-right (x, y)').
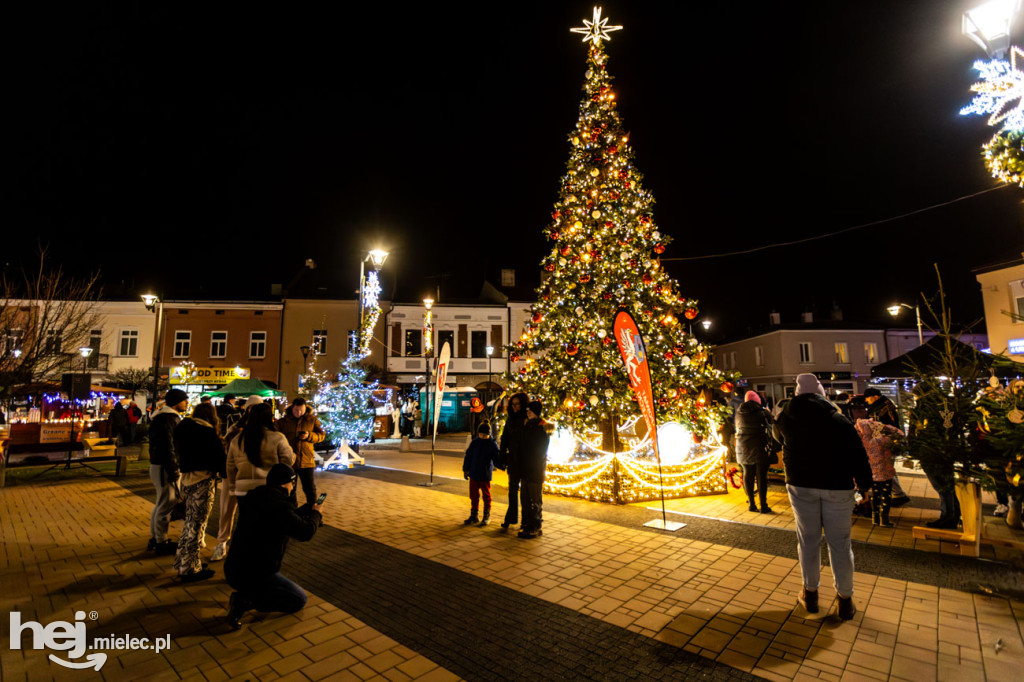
top-left (316, 492), bottom-right (327, 505)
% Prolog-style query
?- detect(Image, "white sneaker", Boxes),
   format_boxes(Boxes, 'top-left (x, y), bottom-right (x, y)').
top-left (993, 504), bottom-right (1009, 518)
top-left (210, 542), bottom-right (228, 561)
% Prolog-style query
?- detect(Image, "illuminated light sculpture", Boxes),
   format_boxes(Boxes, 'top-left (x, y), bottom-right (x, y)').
top-left (543, 420), bottom-right (727, 503)
top-left (357, 270), bottom-right (382, 359)
top-left (505, 8), bottom-right (734, 504)
top-left (962, 45), bottom-right (1024, 185)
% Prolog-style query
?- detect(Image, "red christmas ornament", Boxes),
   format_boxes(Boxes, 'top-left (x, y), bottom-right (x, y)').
top-left (550, 230), bottom-right (560, 241)
top-left (566, 343), bottom-right (579, 356)
top-left (509, 352), bottom-right (521, 363)
top-left (545, 263), bottom-right (555, 272)
top-left (721, 381), bottom-right (734, 393)
top-left (653, 244), bottom-right (665, 254)
top-left (639, 215), bottom-right (651, 224)
top-left (581, 377), bottom-right (590, 385)
top-left (577, 400), bottom-right (586, 410)
top-left (552, 210), bottom-right (561, 219)
top-left (579, 273), bottom-right (591, 283)
top-left (604, 221), bottom-right (613, 228)
top-left (602, 293), bottom-right (612, 300)
top-left (664, 351), bottom-right (674, 360)
top-left (641, 273), bottom-right (653, 284)
top-left (621, 280), bottom-right (631, 288)
top-left (693, 434), bottom-right (704, 444)
top-left (519, 367), bottom-right (527, 376)
top-left (608, 146), bottom-right (617, 154)
top-left (684, 308), bottom-right (698, 320)
top-left (674, 343), bottom-right (686, 354)
top-left (559, 245), bottom-right (571, 256)
top-left (532, 312), bottom-right (543, 324)
top-left (606, 369), bottom-right (614, 376)
top-left (603, 337), bottom-right (613, 345)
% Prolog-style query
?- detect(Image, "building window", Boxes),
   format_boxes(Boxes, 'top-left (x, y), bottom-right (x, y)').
top-left (1017, 295), bottom-right (1024, 320)
top-left (87, 329), bottom-right (102, 368)
top-left (173, 331), bottom-right (191, 358)
top-left (249, 331), bottom-right (266, 359)
top-left (210, 331), bottom-right (227, 358)
top-left (864, 342), bottom-right (878, 364)
top-left (437, 330), bottom-right (454, 354)
top-left (798, 342), bottom-right (813, 364)
top-left (834, 342), bottom-right (849, 364)
top-left (44, 330), bottom-right (62, 355)
top-left (729, 351), bottom-right (737, 369)
top-left (405, 329), bottom-right (422, 356)
top-left (754, 345), bottom-right (764, 367)
top-left (471, 330), bottom-right (488, 358)
top-left (312, 329), bottom-right (327, 355)
top-left (5, 329), bottom-right (24, 356)
top-left (501, 269), bottom-right (516, 287)
top-left (119, 329), bottom-right (139, 357)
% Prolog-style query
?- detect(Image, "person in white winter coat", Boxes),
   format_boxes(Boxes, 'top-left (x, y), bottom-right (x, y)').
top-left (227, 403), bottom-right (295, 498)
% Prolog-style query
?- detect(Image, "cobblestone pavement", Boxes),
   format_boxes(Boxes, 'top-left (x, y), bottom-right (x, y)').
top-left (3, 455), bottom-right (1024, 681)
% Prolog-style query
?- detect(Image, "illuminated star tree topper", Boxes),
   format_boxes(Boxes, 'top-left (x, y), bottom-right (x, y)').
top-left (570, 6), bottom-right (623, 45)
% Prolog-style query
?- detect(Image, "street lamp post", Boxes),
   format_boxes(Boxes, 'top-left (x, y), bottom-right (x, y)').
top-left (142, 294), bottom-right (163, 406)
top-left (357, 249), bottom-right (389, 358)
top-left (963, 0), bottom-right (1019, 57)
top-left (887, 303), bottom-right (924, 346)
top-left (66, 346), bottom-right (93, 469)
top-left (485, 345), bottom-right (494, 406)
top-left (422, 298), bottom-right (434, 439)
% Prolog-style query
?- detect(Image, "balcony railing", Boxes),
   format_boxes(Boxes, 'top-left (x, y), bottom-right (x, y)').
top-left (55, 352), bottom-right (109, 373)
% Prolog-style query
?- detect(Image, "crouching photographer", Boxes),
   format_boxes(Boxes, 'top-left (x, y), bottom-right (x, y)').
top-left (224, 463), bottom-right (325, 629)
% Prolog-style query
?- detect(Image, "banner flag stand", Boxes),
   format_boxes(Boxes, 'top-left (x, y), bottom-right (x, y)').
top-left (419, 341), bottom-right (450, 487)
top-left (612, 310), bottom-right (685, 532)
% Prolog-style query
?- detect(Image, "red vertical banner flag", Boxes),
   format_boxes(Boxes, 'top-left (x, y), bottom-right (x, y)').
top-left (613, 309), bottom-right (659, 461)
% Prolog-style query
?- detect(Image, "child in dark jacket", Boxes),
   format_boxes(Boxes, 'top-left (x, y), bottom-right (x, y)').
top-left (463, 422), bottom-right (500, 526)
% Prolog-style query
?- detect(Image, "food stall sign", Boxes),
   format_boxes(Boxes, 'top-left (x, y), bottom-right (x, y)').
top-left (169, 366), bottom-right (251, 385)
top-left (1009, 338), bottom-right (1024, 355)
top-left (40, 423), bottom-right (73, 443)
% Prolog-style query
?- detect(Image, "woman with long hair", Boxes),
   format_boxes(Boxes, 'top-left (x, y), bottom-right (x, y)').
top-left (227, 402), bottom-right (295, 497)
top-left (172, 402), bottom-right (227, 583)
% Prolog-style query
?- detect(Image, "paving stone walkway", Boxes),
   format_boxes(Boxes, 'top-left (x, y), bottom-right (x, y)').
top-left (2, 460), bottom-right (1023, 681)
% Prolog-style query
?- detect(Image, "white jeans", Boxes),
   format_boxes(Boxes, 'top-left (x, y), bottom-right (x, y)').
top-left (786, 484), bottom-right (856, 597)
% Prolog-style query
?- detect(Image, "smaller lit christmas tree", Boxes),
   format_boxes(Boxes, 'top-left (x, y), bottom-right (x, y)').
top-left (317, 355), bottom-right (377, 446)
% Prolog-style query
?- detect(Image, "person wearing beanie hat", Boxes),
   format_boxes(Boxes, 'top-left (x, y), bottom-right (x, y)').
top-left (224, 461), bottom-right (323, 630)
top-left (462, 422), bottom-right (500, 526)
top-left (518, 400), bottom-right (550, 539)
top-left (146, 388), bottom-right (190, 555)
top-left (774, 372), bottom-right (872, 622)
top-left (794, 373), bottom-right (825, 397)
top-left (735, 390), bottom-right (774, 513)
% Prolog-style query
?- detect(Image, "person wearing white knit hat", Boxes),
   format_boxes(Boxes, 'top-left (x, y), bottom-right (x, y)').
top-left (773, 373), bottom-right (872, 621)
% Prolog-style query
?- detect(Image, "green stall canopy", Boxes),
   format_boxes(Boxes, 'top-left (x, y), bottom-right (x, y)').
top-left (205, 377), bottom-right (286, 398)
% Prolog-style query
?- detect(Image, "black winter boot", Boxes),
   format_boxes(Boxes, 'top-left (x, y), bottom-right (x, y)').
top-left (464, 512), bottom-right (479, 525)
top-left (479, 511), bottom-right (490, 526)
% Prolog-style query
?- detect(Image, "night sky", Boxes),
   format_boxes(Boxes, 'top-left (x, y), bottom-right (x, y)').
top-left (9, 1), bottom-right (1023, 339)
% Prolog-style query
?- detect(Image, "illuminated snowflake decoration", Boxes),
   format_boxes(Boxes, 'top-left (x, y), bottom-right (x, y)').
top-left (961, 45), bottom-right (1024, 132)
top-left (356, 270), bottom-right (382, 359)
top-left (570, 6), bottom-right (622, 45)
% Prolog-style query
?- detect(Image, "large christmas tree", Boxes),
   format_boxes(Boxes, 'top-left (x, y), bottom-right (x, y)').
top-left (506, 8), bottom-right (733, 502)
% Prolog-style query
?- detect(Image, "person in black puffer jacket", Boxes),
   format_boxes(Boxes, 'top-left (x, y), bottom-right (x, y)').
top-left (774, 374), bottom-right (872, 622)
top-left (735, 391), bottom-right (774, 514)
top-left (518, 400), bottom-right (550, 539)
top-left (171, 402), bottom-right (227, 582)
top-left (224, 463), bottom-right (323, 630)
top-left (148, 389), bottom-right (189, 555)
top-left (499, 392), bottom-right (530, 531)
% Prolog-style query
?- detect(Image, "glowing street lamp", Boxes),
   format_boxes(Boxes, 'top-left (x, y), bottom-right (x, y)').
top-left (141, 293), bottom-right (164, 402)
top-left (887, 302), bottom-right (924, 346)
top-left (963, 0), bottom-right (1020, 57)
top-left (700, 319), bottom-right (712, 331)
top-left (357, 249), bottom-right (389, 359)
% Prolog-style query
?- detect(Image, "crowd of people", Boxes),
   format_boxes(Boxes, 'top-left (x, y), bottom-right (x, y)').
top-left (144, 390), bottom-right (325, 629)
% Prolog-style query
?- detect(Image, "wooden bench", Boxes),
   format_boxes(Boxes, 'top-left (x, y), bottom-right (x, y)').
top-left (0, 438), bottom-right (128, 487)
